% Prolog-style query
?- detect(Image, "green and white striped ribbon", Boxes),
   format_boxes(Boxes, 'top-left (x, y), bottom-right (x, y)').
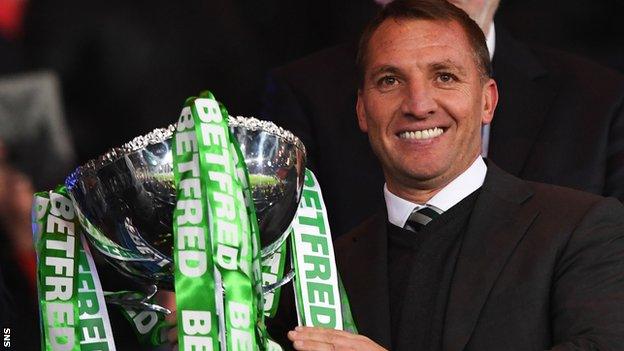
top-left (76, 241), bottom-right (117, 350)
top-left (172, 95), bottom-right (221, 351)
top-left (32, 187), bottom-right (117, 351)
top-left (173, 91), bottom-right (260, 350)
top-left (231, 134), bottom-right (277, 349)
top-left (290, 170), bottom-right (357, 333)
top-left (108, 291), bottom-right (168, 346)
top-left (261, 241), bottom-right (287, 318)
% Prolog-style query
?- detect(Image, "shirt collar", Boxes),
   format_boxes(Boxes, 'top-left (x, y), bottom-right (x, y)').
top-left (384, 157), bottom-right (487, 228)
top-left (486, 22), bottom-right (496, 60)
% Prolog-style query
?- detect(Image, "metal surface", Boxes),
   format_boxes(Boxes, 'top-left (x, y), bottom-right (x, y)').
top-left (66, 116), bottom-right (306, 290)
top-left (105, 285), bottom-right (172, 314)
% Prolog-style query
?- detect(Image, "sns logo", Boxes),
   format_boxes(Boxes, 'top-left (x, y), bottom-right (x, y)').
top-left (3, 327), bottom-right (10, 348)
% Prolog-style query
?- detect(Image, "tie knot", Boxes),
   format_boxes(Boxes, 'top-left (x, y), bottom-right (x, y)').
top-left (404, 205), bottom-right (443, 232)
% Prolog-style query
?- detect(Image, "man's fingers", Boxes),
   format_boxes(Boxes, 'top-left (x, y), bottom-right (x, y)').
top-left (296, 326), bottom-right (356, 338)
top-left (288, 327), bottom-right (387, 351)
top-left (293, 326), bottom-right (357, 342)
top-left (291, 339), bottom-right (335, 351)
top-left (288, 327), bottom-right (356, 348)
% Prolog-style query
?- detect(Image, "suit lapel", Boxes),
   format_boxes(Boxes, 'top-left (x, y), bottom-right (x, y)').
top-left (336, 211), bottom-right (392, 349)
top-left (443, 163), bottom-right (539, 351)
top-left (488, 28), bottom-right (560, 176)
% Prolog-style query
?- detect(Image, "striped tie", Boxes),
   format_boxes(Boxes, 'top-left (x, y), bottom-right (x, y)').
top-left (404, 205), bottom-right (443, 232)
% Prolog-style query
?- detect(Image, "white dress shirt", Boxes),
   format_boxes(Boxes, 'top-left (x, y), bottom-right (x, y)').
top-left (384, 157), bottom-right (487, 228)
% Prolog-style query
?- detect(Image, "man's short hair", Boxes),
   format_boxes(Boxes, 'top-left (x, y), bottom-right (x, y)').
top-left (356, 0), bottom-right (492, 85)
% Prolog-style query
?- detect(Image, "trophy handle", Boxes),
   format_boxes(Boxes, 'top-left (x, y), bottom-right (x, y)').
top-left (105, 284), bottom-right (172, 314)
top-left (261, 225), bottom-right (293, 258)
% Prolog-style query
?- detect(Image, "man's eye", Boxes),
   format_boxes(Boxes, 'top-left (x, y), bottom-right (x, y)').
top-left (378, 76), bottom-right (399, 87)
top-left (437, 73), bottom-right (456, 83)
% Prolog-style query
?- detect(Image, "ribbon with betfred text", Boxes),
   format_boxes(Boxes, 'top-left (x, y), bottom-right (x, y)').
top-left (173, 91), bottom-right (260, 350)
top-left (32, 187), bottom-right (117, 351)
top-left (99, 289), bottom-right (169, 346)
top-left (172, 96), bottom-right (221, 351)
top-left (230, 109), bottom-right (288, 351)
top-left (203, 96), bottom-right (257, 351)
top-left (261, 241), bottom-right (287, 318)
top-left (231, 135), bottom-right (269, 348)
top-left (290, 170), bottom-right (357, 333)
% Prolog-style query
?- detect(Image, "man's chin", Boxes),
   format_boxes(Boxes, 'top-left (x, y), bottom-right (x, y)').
top-left (396, 167), bottom-right (448, 189)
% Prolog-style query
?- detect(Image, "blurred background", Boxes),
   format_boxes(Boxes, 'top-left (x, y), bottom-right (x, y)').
top-left (0, 0), bottom-right (622, 349)
top-left (4, 0), bottom-right (624, 164)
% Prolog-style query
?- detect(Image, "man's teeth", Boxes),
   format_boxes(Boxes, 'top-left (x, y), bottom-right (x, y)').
top-left (399, 127), bottom-right (444, 140)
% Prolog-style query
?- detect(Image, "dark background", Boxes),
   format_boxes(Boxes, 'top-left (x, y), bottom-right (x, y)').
top-left (1, 0), bottom-right (621, 164)
top-left (0, 0), bottom-right (622, 350)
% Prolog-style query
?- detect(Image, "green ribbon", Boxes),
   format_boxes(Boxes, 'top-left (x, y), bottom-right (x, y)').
top-left (199, 93), bottom-right (256, 350)
top-left (173, 90), bottom-right (285, 350)
top-left (289, 170), bottom-right (357, 333)
top-left (338, 275), bottom-right (357, 334)
top-left (172, 95), bottom-right (220, 351)
top-left (231, 134), bottom-right (269, 348)
top-left (32, 187), bottom-right (117, 351)
top-left (261, 241), bottom-right (287, 318)
top-left (33, 188), bottom-right (81, 351)
top-left (76, 242), bottom-right (118, 349)
top-left (110, 291), bottom-right (169, 346)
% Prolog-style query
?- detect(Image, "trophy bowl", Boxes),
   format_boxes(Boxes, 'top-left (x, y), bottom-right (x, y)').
top-left (65, 116), bottom-right (306, 290)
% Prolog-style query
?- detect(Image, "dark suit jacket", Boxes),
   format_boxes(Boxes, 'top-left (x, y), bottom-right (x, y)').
top-left (261, 28), bottom-right (624, 237)
top-left (268, 163), bottom-right (624, 350)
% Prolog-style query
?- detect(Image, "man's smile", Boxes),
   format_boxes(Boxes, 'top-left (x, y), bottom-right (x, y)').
top-left (397, 127), bottom-right (445, 140)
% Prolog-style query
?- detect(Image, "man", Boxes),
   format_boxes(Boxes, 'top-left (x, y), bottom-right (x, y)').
top-left (261, 0), bottom-right (624, 238)
top-left (272, 1), bottom-right (624, 350)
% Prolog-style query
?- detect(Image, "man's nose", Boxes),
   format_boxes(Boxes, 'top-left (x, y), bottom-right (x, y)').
top-left (400, 80), bottom-right (437, 119)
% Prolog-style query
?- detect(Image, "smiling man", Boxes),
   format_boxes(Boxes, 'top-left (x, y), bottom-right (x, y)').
top-left (277, 0), bottom-right (624, 350)
top-left (355, 16), bottom-right (496, 202)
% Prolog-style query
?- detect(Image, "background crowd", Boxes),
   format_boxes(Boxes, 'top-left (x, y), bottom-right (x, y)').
top-left (0, 0), bottom-right (623, 349)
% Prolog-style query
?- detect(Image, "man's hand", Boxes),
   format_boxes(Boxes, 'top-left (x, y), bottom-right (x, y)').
top-left (157, 290), bottom-right (179, 350)
top-left (287, 326), bottom-right (387, 351)
top-left (165, 312), bottom-right (178, 351)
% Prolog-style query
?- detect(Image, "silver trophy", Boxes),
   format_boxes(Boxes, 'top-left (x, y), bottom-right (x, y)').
top-left (65, 116), bottom-right (306, 299)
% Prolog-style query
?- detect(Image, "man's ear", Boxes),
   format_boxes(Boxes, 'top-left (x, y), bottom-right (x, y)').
top-left (356, 90), bottom-right (369, 132)
top-left (481, 78), bottom-right (499, 125)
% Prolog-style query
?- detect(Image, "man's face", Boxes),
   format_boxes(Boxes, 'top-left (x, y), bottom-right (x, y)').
top-left (356, 18), bottom-right (498, 197)
top-left (447, 0), bottom-right (500, 33)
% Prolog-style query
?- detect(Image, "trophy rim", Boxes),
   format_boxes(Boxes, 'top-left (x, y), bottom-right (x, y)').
top-left (65, 115), bottom-right (307, 189)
